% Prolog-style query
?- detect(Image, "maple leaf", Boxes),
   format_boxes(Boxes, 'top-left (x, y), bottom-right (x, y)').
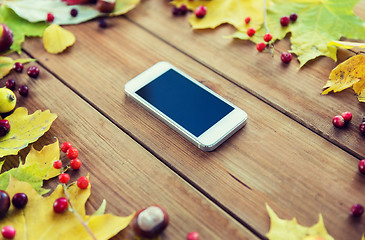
top-left (0, 107), bottom-right (57, 158)
top-left (231, 0), bottom-right (365, 67)
top-left (0, 140), bottom-right (60, 194)
top-left (266, 204), bottom-right (334, 240)
top-left (322, 55), bottom-right (365, 102)
top-left (111, 0), bottom-right (141, 16)
top-left (0, 56), bottom-right (35, 79)
top-left (43, 24), bottom-right (76, 54)
top-left (328, 40), bottom-right (365, 50)
top-left (171, 0), bottom-right (265, 31)
top-left (0, 5), bottom-right (48, 53)
top-left (1, 176), bottom-right (134, 239)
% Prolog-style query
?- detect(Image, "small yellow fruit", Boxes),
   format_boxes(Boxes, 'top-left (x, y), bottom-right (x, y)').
top-left (0, 88), bottom-right (16, 113)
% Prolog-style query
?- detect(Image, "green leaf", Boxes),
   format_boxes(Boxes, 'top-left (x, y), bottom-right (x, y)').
top-left (0, 5), bottom-right (48, 53)
top-left (0, 140), bottom-right (61, 194)
top-left (232, 0), bottom-right (365, 67)
top-left (4, 0), bottom-right (100, 25)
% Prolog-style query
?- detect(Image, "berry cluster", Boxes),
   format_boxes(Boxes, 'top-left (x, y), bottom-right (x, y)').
top-left (0, 190), bottom-right (28, 239)
top-left (280, 13), bottom-right (298, 27)
top-left (52, 141), bottom-right (89, 214)
top-left (171, 5), bottom-right (207, 19)
top-left (4, 63), bottom-right (38, 98)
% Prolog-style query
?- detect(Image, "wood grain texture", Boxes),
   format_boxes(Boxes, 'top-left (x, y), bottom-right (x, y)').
top-left (22, 14), bottom-right (365, 239)
top-left (0, 54), bottom-right (256, 240)
top-left (125, 0), bottom-right (365, 159)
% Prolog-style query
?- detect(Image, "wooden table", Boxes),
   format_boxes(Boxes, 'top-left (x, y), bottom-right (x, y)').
top-left (2, 1), bottom-right (365, 239)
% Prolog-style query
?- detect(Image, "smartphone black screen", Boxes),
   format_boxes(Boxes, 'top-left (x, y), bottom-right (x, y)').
top-left (135, 69), bottom-right (234, 137)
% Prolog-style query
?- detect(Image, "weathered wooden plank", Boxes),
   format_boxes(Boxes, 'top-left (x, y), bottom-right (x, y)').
top-left (125, 0), bottom-right (365, 159)
top-left (22, 15), bottom-right (365, 239)
top-left (0, 54), bottom-right (257, 240)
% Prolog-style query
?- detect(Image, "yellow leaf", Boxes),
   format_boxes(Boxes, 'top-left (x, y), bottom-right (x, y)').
top-left (43, 24), bottom-right (76, 54)
top-left (171, 0), bottom-right (265, 31)
top-left (24, 139), bottom-right (60, 180)
top-left (0, 56), bottom-right (35, 79)
top-left (328, 40), bottom-right (365, 50)
top-left (2, 176), bottom-right (134, 240)
top-left (0, 140), bottom-right (61, 194)
top-left (266, 204), bottom-right (334, 240)
top-left (0, 107), bottom-right (57, 158)
top-left (110, 0), bottom-right (141, 16)
top-left (322, 55), bottom-right (365, 99)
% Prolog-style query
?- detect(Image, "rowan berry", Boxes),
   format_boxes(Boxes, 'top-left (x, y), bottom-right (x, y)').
top-left (351, 204), bottom-right (364, 217)
top-left (59, 173), bottom-right (70, 184)
top-left (244, 17), bottom-right (251, 24)
top-left (187, 231), bottom-right (200, 240)
top-left (53, 197), bottom-right (68, 213)
top-left (47, 13), bottom-right (54, 23)
top-left (61, 141), bottom-right (72, 153)
top-left (341, 112), bottom-right (352, 122)
top-left (70, 158), bottom-right (82, 170)
top-left (280, 16), bottom-right (290, 26)
top-left (53, 160), bottom-right (62, 169)
top-left (281, 52), bottom-right (292, 64)
top-left (332, 115), bottom-right (345, 128)
top-left (194, 5), bottom-right (207, 18)
top-left (263, 33), bottom-right (273, 42)
top-left (77, 176), bottom-right (89, 189)
top-left (246, 27), bottom-right (256, 37)
top-left (358, 159), bottom-right (365, 175)
top-left (66, 147), bottom-right (78, 159)
top-left (256, 42), bottom-right (266, 52)
top-left (1, 225), bottom-right (15, 239)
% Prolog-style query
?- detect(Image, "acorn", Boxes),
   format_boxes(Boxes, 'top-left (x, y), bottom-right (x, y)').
top-left (96, 0), bottom-right (116, 13)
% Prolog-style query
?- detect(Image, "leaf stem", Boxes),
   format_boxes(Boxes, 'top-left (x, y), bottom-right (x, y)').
top-left (263, 0), bottom-right (274, 56)
top-left (62, 183), bottom-right (98, 240)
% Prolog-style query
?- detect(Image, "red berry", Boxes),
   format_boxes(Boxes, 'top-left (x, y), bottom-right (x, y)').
top-left (172, 6), bottom-right (180, 16)
top-left (5, 79), bottom-right (16, 91)
top-left (281, 52), bottom-right (292, 64)
top-left (61, 141), bottom-right (72, 153)
top-left (12, 193), bottom-right (28, 209)
top-left (341, 112), bottom-right (352, 122)
top-left (246, 27), bottom-right (256, 37)
top-left (18, 85), bottom-right (29, 97)
top-left (59, 173), bottom-right (70, 184)
top-left (179, 4), bottom-right (188, 15)
top-left (244, 17), bottom-right (251, 24)
top-left (70, 8), bottom-right (78, 17)
top-left (351, 204), bottom-right (364, 217)
top-left (70, 158), bottom-right (82, 170)
top-left (194, 5), bottom-right (207, 18)
top-left (66, 147), bottom-right (78, 159)
top-left (47, 12), bottom-right (54, 23)
top-left (358, 159), bottom-right (365, 174)
top-left (263, 33), bottom-right (273, 42)
top-left (290, 13), bottom-right (298, 22)
top-left (256, 42), bottom-right (266, 52)
top-left (13, 62), bottom-right (23, 73)
top-left (332, 115), bottom-right (345, 128)
top-left (0, 190), bottom-right (10, 217)
top-left (77, 176), bottom-right (89, 189)
top-left (53, 160), bottom-right (62, 169)
top-left (280, 16), bottom-right (290, 26)
top-left (53, 197), bottom-right (68, 213)
top-left (1, 225), bottom-right (15, 239)
top-left (187, 232), bottom-right (200, 240)
top-left (360, 122), bottom-right (365, 135)
top-left (27, 66), bottom-right (39, 78)
top-left (0, 120), bottom-right (11, 137)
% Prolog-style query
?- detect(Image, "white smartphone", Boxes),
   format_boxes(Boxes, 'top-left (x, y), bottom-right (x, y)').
top-left (124, 62), bottom-right (247, 151)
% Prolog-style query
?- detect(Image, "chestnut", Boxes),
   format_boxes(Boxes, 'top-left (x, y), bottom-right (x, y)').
top-left (0, 24), bottom-right (13, 53)
top-left (132, 205), bottom-right (169, 239)
top-left (96, 0), bottom-right (116, 13)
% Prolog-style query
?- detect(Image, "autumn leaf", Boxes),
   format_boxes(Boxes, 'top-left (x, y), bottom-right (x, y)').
top-left (266, 204), bottom-right (334, 240)
top-left (328, 40), bottom-right (365, 50)
top-left (231, 0), bottom-right (365, 67)
top-left (43, 24), bottom-right (76, 54)
top-left (0, 107), bottom-right (57, 158)
top-left (1, 176), bottom-right (134, 239)
top-left (322, 55), bottom-right (365, 102)
top-left (0, 5), bottom-right (48, 53)
top-left (171, 0), bottom-right (265, 31)
top-left (0, 140), bottom-right (60, 194)
top-left (111, 0), bottom-right (141, 16)
top-left (0, 56), bottom-right (35, 79)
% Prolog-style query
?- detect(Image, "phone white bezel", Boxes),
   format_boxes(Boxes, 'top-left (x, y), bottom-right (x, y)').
top-left (124, 61), bottom-right (247, 151)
